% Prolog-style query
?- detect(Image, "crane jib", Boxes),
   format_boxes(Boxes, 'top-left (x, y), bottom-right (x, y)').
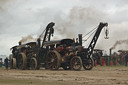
top-left (86, 22), bottom-right (108, 58)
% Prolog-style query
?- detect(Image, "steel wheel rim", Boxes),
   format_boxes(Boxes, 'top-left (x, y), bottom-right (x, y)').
top-left (85, 59), bottom-right (92, 69)
top-left (83, 58), bottom-right (94, 70)
top-left (71, 57), bottom-right (82, 70)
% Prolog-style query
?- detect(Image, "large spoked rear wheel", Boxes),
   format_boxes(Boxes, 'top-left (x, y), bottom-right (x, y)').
top-left (46, 50), bottom-right (61, 70)
top-left (17, 53), bottom-right (27, 70)
top-left (30, 57), bottom-right (37, 70)
top-left (70, 56), bottom-right (82, 71)
top-left (83, 57), bottom-right (94, 70)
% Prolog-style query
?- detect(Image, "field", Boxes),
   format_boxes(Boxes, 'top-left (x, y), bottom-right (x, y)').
top-left (0, 66), bottom-right (128, 85)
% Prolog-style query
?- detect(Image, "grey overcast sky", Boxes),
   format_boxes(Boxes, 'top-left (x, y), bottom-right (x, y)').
top-left (0, 0), bottom-right (128, 55)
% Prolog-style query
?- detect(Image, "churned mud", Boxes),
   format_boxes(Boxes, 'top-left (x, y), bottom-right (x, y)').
top-left (0, 66), bottom-right (128, 85)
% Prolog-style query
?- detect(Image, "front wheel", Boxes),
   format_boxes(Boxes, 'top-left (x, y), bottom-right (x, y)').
top-left (70, 56), bottom-right (82, 71)
top-left (83, 57), bottom-right (94, 70)
top-left (30, 58), bottom-right (37, 70)
top-left (17, 53), bottom-right (27, 70)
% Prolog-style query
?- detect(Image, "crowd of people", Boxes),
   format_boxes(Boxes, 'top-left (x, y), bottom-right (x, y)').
top-left (92, 50), bottom-right (128, 66)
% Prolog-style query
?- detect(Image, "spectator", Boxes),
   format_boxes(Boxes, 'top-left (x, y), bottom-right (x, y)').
top-left (124, 53), bottom-right (128, 66)
top-left (113, 52), bottom-right (117, 65)
top-left (4, 57), bottom-right (9, 70)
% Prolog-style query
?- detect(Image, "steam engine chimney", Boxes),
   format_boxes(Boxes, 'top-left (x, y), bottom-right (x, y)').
top-left (19, 42), bottom-right (21, 45)
top-left (37, 38), bottom-right (41, 48)
top-left (109, 49), bottom-right (112, 56)
top-left (78, 34), bottom-right (82, 46)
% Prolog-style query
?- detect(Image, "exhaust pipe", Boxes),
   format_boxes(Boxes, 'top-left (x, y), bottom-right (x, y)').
top-left (109, 49), bottom-right (112, 56)
top-left (37, 38), bottom-right (41, 48)
top-left (78, 34), bottom-right (82, 46)
top-left (19, 42), bottom-right (21, 45)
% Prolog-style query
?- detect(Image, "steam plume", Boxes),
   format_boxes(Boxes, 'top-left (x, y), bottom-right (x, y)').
top-left (110, 40), bottom-right (128, 50)
top-left (19, 35), bottom-right (36, 43)
top-left (55, 6), bottom-right (105, 38)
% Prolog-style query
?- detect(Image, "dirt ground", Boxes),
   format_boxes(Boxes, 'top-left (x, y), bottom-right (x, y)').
top-left (0, 66), bottom-right (128, 85)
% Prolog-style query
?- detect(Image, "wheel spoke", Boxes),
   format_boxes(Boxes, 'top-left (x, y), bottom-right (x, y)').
top-left (70, 56), bottom-right (82, 71)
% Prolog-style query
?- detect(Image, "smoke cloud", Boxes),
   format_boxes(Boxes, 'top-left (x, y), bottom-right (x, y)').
top-left (0, 0), bottom-right (128, 55)
top-left (110, 40), bottom-right (128, 50)
top-left (54, 6), bottom-right (106, 39)
top-left (19, 35), bottom-right (36, 43)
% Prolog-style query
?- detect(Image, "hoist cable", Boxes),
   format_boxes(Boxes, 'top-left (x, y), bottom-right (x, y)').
top-left (39, 29), bottom-right (46, 38)
top-left (82, 26), bottom-right (98, 38)
top-left (82, 29), bottom-right (97, 43)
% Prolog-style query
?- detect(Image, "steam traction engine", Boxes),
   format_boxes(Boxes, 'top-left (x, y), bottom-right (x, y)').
top-left (43, 22), bottom-right (108, 70)
top-left (9, 22), bottom-right (108, 70)
top-left (44, 39), bottom-right (83, 70)
top-left (9, 42), bottom-right (38, 69)
top-left (9, 22), bottom-right (55, 70)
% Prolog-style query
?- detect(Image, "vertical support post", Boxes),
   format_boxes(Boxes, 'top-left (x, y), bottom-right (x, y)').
top-left (109, 49), bottom-right (112, 56)
top-left (109, 49), bottom-right (112, 65)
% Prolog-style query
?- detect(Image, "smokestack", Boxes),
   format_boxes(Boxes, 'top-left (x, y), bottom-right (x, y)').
top-left (109, 49), bottom-right (112, 56)
top-left (37, 38), bottom-right (41, 48)
top-left (19, 42), bottom-right (21, 45)
top-left (78, 34), bottom-right (82, 46)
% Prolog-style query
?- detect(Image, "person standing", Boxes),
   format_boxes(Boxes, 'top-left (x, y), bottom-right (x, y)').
top-left (4, 57), bottom-right (9, 70)
top-left (124, 53), bottom-right (128, 66)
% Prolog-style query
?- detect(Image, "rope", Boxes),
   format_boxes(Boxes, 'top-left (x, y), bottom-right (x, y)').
top-left (82, 26), bottom-right (98, 38)
top-left (39, 29), bottom-right (46, 38)
top-left (82, 29), bottom-right (97, 43)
